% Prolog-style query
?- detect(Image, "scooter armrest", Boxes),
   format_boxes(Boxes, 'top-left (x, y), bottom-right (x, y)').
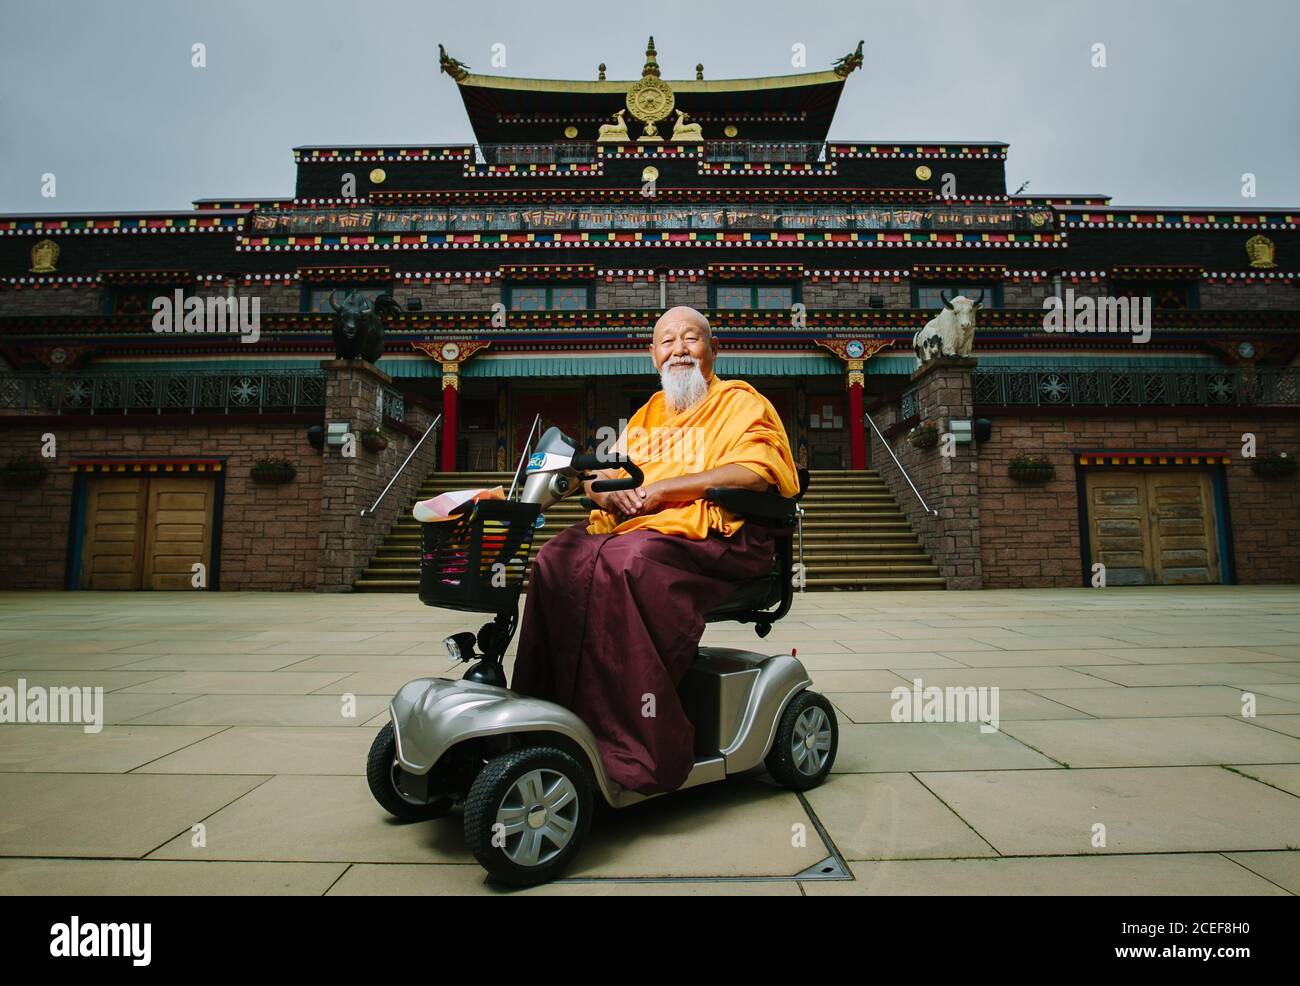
top-left (705, 486), bottom-right (798, 522)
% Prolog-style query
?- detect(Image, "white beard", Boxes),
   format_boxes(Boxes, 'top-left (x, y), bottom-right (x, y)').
top-left (661, 357), bottom-right (710, 413)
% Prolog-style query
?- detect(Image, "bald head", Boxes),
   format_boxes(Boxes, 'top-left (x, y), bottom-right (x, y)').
top-left (650, 305), bottom-right (717, 373)
top-left (649, 305), bottom-right (719, 411)
top-left (653, 306), bottom-right (712, 344)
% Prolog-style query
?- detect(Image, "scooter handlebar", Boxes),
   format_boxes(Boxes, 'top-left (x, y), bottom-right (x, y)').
top-left (572, 452), bottom-right (644, 491)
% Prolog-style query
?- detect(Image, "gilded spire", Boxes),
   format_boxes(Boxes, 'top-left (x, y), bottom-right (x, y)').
top-left (642, 36), bottom-right (660, 79)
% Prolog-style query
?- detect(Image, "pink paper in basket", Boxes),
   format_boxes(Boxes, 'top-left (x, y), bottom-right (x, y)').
top-left (412, 486), bottom-right (505, 523)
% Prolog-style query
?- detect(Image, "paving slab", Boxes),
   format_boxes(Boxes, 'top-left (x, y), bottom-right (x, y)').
top-left (916, 766), bottom-right (1300, 855)
top-left (0, 859), bottom-right (347, 896)
top-left (0, 724), bottom-right (226, 773)
top-left (0, 773), bottom-right (268, 858)
top-left (803, 854), bottom-right (1290, 895)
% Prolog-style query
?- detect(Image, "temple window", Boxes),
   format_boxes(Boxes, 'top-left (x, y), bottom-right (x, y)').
top-left (506, 284), bottom-right (591, 311)
top-left (103, 284), bottom-right (194, 315)
top-left (912, 282), bottom-right (1000, 310)
top-left (1112, 280), bottom-right (1198, 310)
top-left (710, 282), bottom-right (798, 310)
top-left (303, 283), bottom-right (393, 313)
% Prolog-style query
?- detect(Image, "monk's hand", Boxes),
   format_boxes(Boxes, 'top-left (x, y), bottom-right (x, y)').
top-left (631, 481), bottom-right (673, 515)
top-left (602, 487), bottom-right (645, 518)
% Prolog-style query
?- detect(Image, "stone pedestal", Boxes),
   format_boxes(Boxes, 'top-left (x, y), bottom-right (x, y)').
top-left (869, 357), bottom-right (983, 590)
top-left (315, 359), bottom-right (436, 592)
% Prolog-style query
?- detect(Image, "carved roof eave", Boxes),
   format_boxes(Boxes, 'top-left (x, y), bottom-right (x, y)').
top-left (448, 69), bottom-right (851, 95)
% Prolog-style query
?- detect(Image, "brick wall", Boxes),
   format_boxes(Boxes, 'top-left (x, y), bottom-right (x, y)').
top-left (1198, 281), bottom-right (1299, 310)
top-left (977, 412), bottom-right (1300, 587)
top-left (803, 280), bottom-right (910, 308)
top-left (0, 286), bottom-right (103, 316)
top-left (595, 280), bottom-right (659, 309)
top-left (0, 418), bottom-right (322, 590)
top-left (402, 281), bottom-right (497, 312)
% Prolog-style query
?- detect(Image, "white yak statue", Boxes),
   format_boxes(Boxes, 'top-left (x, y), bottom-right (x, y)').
top-left (913, 289), bottom-right (984, 362)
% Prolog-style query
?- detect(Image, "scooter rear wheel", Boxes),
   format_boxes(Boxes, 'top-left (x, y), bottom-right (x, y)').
top-left (765, 690), bottom-right (838, 790)
top-left (366, 721), bottom-right (453, 822)
top-left (464, 746), bottom-right (593, 886)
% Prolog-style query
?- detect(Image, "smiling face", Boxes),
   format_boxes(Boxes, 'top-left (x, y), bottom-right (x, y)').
top-left (650, 306), bottom-right (718, 377)
top-left (650, 307), bottom-right (719, 414)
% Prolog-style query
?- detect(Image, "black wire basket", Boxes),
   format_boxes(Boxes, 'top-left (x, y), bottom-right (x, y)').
top-left (418, 498), bottom-right (541, 613)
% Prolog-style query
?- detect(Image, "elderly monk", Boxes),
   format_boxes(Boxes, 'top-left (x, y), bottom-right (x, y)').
top-left (510, 306), bottom-right (800, 795)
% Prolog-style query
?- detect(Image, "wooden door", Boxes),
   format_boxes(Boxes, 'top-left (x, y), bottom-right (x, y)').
top-left (80, 474), bottom-right (214, 590)
top-left (141, 476), bottom-right (215, 590)
top-left (1084, 470), bottom-right (1220, 586)
top-left (1147, 472), bottom-right (1219, 584)
top-left (80, 477), bottom-right (148, 590)
top-left (1085, 473), bottom-right (1154, 586)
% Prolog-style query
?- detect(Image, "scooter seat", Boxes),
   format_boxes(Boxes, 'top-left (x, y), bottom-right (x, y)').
top-left (706, 570), bottom-right (783, 619)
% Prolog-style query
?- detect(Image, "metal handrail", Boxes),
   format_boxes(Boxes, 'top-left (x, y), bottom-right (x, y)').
top-left (864, 411), bottom-right (938, 517)
top-left (360, 413), bottom-right (441, 518)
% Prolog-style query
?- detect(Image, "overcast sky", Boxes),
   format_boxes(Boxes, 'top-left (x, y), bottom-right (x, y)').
top-left (1, 0), bottom-right (1297, 213)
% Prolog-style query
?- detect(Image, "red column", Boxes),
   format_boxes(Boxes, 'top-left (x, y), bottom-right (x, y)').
top-left (440, 376), bottom-right (459, 472)
top-left (848, 375), bottom-right (865, 469)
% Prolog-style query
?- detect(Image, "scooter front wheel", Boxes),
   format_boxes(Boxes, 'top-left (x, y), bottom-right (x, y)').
top-left (464, 746), bottom-right (593, 886)
top-left (366, 721), bottom-right (453, 822)
top-left (765, 690), bottom-right (838, 790)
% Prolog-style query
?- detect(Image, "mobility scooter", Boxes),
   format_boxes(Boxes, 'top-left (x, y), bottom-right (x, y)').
top-left (366, 426), bottom-right (839, 885)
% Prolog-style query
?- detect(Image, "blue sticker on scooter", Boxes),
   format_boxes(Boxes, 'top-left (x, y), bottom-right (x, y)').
top-left (526, 452), bottom-right (546, 472)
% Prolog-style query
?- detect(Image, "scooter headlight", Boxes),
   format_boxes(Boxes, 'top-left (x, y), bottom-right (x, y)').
top-left (442, 631), bottom-right (477, 662)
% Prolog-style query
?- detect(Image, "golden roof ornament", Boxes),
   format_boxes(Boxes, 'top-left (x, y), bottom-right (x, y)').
top-left (437, 44), bottom-right (470, 82)
top-left (597, 109), bottom-right (630, 143)
top-left (1246, 234), bottom-right (1276, 269)
top-left (696, 63), bottom-right (704, 80)
top-left (670, 109), bottom-right (703, 143)
top-left (598, 63), bottom-right (606, 81)
top-left (30, 239), bottom-right (59, 273)
top-left (833, 40), bottom-right (865, 78)
top-left (626, 36), bottom-right (674, 142)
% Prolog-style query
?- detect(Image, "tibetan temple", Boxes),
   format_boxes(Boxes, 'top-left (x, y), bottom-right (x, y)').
top-left (1, 38), bottom-right (1297, 593)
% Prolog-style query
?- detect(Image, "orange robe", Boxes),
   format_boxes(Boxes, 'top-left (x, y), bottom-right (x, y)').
top-left (586, 372), bottom-right (800, 537)
top-left (512, 372), bottom-right (801, 795)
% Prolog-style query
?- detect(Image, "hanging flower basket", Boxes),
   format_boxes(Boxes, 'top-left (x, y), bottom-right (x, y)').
top-left (907, 423), bottom-right (939, 450)
top-left (250, 457), bottom-right (296, 484)
top-left (0, 457), bottom-right (50, 488)
top-left (361, 428), bottom-right (389, 453)
top-left (1251, 452), bottom-right (1297, 478)
top-left (1008, 455), bottom-right (1055, 483)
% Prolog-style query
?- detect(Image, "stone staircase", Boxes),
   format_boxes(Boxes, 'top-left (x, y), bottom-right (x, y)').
top-left (353, 469), bottom-right (945, 592)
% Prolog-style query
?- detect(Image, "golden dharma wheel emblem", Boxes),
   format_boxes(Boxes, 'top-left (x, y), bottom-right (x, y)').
top-left (724, 124), bottom-right (738, 138)
top-left (30, 238), bottom-right (59, 273)
top-left (627, 76), bottom-right (674, 140)
top-left (369, 168), bottom-right (387, 184)
top-left (1245, 234), bottom-right (1276, 269)
top-left (642, 166), bottom-right (660, 183)
top-left (915, 165), bottom-right (933, 181)
top-left (564, 125), bottom-right (578, 139)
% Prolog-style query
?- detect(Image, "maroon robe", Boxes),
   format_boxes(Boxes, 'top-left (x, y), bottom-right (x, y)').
top-left (510, 521), bottom-right (777, 795)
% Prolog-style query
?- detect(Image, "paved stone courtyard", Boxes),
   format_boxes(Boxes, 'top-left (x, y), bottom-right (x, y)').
top-left (1, 586), bottom-right (1298, 896)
